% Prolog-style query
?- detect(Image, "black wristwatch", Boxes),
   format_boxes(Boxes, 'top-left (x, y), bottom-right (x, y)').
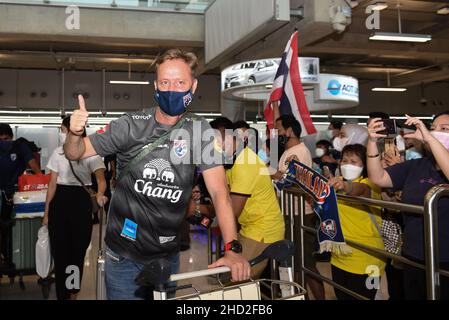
top-left (224, 240), bottom-right (242, 254)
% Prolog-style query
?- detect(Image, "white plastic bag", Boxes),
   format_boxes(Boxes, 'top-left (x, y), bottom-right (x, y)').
top-left (36, 225), bottom-right (53, 278)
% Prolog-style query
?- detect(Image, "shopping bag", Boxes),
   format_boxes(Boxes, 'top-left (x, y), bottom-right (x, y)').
top-left (18, 173), bottom-right (51, 192)
top-left (35, 225), bottom-right (53, 278)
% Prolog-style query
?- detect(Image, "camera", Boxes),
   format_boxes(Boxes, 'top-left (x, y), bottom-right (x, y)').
top-left (378, 119), bottom-right (397, 136)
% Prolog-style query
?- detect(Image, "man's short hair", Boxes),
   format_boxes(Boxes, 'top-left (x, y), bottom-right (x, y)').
top-left (0, 123), bottom-right (13, 138)
top-left (329, 120), bottom-right (343, 130)
top-left (155, 49), bottom-right (198, 78)
top-left (210, 117), bottom-right (234, 131)
top-left (233, 120), bottom-right (250, 130)
top-left (276, 115), bottom-right (302, 138)
top-left (368, 112), bottom-right (390, 120)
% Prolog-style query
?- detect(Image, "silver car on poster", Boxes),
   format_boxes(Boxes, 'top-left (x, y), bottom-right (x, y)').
top-left (224, 59), bottom-right (280, 89)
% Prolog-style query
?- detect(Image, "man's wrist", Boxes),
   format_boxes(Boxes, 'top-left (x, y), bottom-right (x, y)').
top-left (224, 239), bottom-right (242, 253)
top-left (68, 130), bottom-right (83, 138)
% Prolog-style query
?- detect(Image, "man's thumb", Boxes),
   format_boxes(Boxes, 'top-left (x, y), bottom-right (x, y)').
top-left (78, 94), bottom-right (87, 111)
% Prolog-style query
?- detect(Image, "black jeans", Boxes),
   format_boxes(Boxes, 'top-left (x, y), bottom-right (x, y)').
top-left (48, 185), bottom-right (93, 300)
top-left (331, 265), bottom-right (378, 300)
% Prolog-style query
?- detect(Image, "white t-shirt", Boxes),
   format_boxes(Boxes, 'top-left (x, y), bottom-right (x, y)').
top-left (278, 143), bottom-right (312, 172)
top-left (278, 143), bottom-right (314, 215)
top-left (46, 147), bottom-right (106, 186)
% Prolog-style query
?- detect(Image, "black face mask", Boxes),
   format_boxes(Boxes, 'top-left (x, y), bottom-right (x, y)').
top-left (278, 135), bottom-right (289, 147)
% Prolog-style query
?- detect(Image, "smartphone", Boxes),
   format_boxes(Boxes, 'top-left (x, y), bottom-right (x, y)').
top-left (378, 119), bottom-right (397, 136)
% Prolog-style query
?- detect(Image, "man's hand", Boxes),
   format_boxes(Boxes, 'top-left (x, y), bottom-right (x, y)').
top-left (208, 251), bottom-right (251, 282)
top-left (404, 114), bottom-right (433, 143)
top-left (70, 95), bottom-right (89, 136)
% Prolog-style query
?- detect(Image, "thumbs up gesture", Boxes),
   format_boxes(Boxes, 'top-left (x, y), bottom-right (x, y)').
top-left (70, 95), bottom-right (88, 136)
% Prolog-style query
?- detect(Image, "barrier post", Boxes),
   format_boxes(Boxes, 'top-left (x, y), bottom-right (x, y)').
top-left (423, 185), bottom-right (449, 300)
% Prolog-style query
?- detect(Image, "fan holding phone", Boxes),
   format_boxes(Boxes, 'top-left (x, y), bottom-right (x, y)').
top-left (367, 113), bottom-right (449, 300)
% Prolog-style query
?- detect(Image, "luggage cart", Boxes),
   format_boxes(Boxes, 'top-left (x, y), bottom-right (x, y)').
top-left (135, 240), bottom-right (307, 301)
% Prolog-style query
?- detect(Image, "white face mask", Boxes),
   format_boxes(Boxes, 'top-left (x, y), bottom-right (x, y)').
top-left (333, 137), bottom-right (348, 152)
top-left (340, 164), bottom-right (364, 181)
top-left (59, 132), bottom-right (67, 145)
top-left (431, 131), bottom-right (449, 151)
top-left (315, 148), bottom-right (326, 158)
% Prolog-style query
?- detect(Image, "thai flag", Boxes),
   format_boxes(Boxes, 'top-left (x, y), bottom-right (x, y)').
top-left (264, 31), bottom-right (316, 136)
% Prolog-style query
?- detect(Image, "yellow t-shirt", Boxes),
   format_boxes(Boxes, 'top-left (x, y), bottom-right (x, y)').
top-left (331, 177), bottom-right (386, 275)
top-left (226, 148), bottom-right (285, 243)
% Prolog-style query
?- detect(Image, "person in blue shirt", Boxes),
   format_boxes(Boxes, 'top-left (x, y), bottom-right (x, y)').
top-left (0, 123), bottom-right (41, 268)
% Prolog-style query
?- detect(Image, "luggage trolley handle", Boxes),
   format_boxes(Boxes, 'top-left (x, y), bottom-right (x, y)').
top-left (98, 206), bottom-right (106, 251)
top-left (169, 239), bottom-right (295, 283)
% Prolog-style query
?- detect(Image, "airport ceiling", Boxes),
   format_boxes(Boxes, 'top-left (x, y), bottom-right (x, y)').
top-left (0, 0), bottom-right (448, 87)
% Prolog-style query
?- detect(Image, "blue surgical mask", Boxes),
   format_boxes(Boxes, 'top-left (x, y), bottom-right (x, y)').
top-left (154, 89), bottom-right (193, 116)
top-left (406, 148), bottom-right (422, 161)
top-left (258, 149), bottom-right (269, 164)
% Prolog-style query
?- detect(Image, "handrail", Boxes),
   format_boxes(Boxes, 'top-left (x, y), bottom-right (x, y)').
top-left (283, 186), bottom-right (424, 214)
top-left (281, 184), bottom-right (449, 300)
top-left (337, 194), bottom-right (424, 215)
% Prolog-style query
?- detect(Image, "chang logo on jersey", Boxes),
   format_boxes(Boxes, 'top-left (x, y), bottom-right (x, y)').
top-left (134, 158), bottom-right (183, 203)
top-left (132, 115), bottom-right (152, 121)
top-left (173, 140), bottom-right (188, 158)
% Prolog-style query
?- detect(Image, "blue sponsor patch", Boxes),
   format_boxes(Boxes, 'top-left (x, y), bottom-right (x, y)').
top-left (121, 218), bottom-right (138, 241)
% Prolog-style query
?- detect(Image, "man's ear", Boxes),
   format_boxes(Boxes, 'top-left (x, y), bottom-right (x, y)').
top-left (191, 79), bottom-right (198, 94)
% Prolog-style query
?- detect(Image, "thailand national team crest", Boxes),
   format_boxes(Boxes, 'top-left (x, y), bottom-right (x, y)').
top-left (173, 140), bottom-right (188, 158)
top-left (321, 219), bottom-right (337, 239)
top-left (183, 93), bottom-right (192, 107)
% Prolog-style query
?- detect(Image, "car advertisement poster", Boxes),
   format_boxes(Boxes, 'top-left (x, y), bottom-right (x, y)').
top-left (221, 57), bottom-right (319, 91)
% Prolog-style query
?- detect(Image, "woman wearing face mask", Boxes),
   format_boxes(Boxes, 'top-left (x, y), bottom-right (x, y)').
top-left (333, 124), bottom-right (369, 153)
top-left (43, 116), bottom-right (108, 300)
top-left (328, 144), bottom-right (385, 300)
top-left (368, 112), bottom-right (449, 300)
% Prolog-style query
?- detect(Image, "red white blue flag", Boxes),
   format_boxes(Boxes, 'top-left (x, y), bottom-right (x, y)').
top-left (264, 31), bottom-right (316, 136)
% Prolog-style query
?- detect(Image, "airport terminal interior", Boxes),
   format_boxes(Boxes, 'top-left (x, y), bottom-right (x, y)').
top-left (1, 0), bottom-right (449, 301)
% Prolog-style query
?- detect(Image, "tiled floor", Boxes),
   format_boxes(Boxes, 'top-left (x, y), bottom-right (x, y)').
top-left (0, 223), bottom-right (389, 300)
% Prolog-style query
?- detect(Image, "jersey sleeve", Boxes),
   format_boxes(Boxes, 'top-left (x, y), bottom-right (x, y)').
top-left (89, 115), bottom-right (131, 157)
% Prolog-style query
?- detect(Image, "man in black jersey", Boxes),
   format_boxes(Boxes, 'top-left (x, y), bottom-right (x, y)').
top-left (64, 49), bottom-right (250, 300)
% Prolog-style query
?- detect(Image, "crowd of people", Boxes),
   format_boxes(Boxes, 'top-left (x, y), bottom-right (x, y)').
top-left (1, 48), bottom-right (449, 301)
